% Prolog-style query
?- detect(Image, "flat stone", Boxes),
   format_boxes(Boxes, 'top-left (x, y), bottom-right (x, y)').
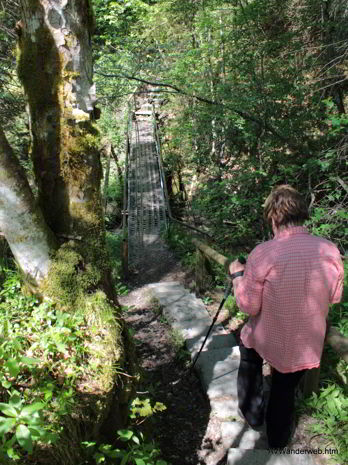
top-left (227, 449), bottom-right (317, 465)
top-left (171, 317), bottom-right (214, 339)
top-left (163, 296), bottom-right (208, 322)
top-left (149, 282), bottom-right (210, 322)
top-left (185, 328), bottom-right (237, 356)
top-left (148, 282), bottom-right (187, 305)
top-left (221, 422), bottom-right (268, 449)
top-left (210, 396), bottom-right (239, 421)
top-left (195, 347), bottom-right (240, 399)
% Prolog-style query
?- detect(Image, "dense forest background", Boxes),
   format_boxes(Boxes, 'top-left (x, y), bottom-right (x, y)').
top-left (1, 0), bottom-right (347, 254)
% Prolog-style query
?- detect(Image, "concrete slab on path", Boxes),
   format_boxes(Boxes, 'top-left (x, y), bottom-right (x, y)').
top-left (221, 421), bottom-right (268, 450)
top-left (227, 449), bottom-right (317, 465)
top-left (195, 347), bottom-right (240, 399)
top-left (148, 282), bottom-right (187, 307)
top-left (148, 282), bottom-right (209, 322)
top-left (210, 396), bottom-right (239, 421)
top-left (148, 282), bottom-right (237, 354)
top-left (172, 319), bottom-right (237, 356)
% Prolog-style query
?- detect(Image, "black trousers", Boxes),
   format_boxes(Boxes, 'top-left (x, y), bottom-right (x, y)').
top-left (237, 342), bottom-right (306, 449)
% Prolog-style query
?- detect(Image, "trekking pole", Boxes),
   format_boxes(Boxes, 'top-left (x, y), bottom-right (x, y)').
top-left (171, 255), bottom-right (246, 386)
top-left (187, 279), bottom-right (233, 374)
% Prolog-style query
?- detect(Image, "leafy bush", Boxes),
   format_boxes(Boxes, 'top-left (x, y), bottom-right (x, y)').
top-left (301, 384), bottom-right (348, 464)
top-left (162, 223), bottom-right (196, 270)
top-left (105, 178), bottom-right (124, 230)
top-left (105, 232), bottom-right (128, 294)
top-left (83, 429), bottom-right (168, 465)
top-left (82, 397), bottom-right (168, 465)
top-left (0, 267), bottom-right (118, 462)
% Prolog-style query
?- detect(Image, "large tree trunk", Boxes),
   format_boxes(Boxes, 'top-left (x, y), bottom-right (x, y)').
top-left (17, 0), bottom-right (102, 241)
top-left (0, 3), bottom-right (135, 462)
top-left (14, 0), bottom-right (115, 299)
top-left (0, 125), bottom-right (57, 284)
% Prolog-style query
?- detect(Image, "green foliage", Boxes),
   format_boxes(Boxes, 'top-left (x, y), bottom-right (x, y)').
top-left (162, 224), bottom-right (195, 269)
top-left (224, 296), bottom-right (248, 322)
top-left (300, 384), bottom-right (348, 464)
top-left (0, 393), bottom-right (56, 462)
top-left (83, 429), bottom-right (168, 465)
top-left (105, 232), bottom-right (128, 293)
top-left (0, 270), bottom-right (84, 460)
top-left (129, 397), bottom-right (166, 423)
top-left (104, 178), bottom-right (124, 230)
top-left (98, 107), bottom-right (125, 149)
top-left (82, 397), bottom-right (168, 465)
top-left (0, 267), bottom-right (124, 462)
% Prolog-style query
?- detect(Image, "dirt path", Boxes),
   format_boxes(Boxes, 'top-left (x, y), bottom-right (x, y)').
top-left (119, 238), bottom-right (232, 464)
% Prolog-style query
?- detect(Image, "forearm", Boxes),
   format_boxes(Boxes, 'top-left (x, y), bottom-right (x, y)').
top-left (233, 276), bottom-right (261, 316)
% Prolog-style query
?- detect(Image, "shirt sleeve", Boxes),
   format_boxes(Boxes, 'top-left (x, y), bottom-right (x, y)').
top-left (234, 245), bottom-right (268, 316)
top-left (330, 253), bottom-right (344, 304)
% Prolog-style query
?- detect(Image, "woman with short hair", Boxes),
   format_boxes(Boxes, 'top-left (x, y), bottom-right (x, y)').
top-left (229, 185), bottom-right (344, 449)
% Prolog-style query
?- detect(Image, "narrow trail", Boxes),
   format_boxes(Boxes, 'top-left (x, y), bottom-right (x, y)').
top-left (119, 250), bottom-right (236, 465)
top-left (118, 93), bottom-right (336, 465)
top-left (120, 92), bottom-right (234, 464)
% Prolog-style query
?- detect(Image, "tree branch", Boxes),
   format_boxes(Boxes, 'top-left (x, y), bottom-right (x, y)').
top-left (95, 70), bottom-right (298, 150)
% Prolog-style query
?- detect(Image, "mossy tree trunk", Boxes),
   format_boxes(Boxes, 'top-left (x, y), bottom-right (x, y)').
top-left (1, 2), bottom-right (136, 459)
top-left (6, 0), bottom-right (117, 299)
top-left (17, 0), bottom-right (101, 241)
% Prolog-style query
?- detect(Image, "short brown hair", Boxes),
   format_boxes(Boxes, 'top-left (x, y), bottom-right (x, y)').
top-left (263, 185), bottom-right (309, 228)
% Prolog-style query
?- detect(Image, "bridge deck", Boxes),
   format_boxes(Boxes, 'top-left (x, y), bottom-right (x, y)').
top-left (127, 116), bottom-right (167, 265)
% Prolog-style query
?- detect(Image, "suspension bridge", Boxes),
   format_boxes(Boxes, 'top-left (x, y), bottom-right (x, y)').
top-left (126, 100), bottom-right (168, 266)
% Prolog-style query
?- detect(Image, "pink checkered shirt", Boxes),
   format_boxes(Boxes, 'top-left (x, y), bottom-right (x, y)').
top-left (235, 226), bottom-right (344, 373)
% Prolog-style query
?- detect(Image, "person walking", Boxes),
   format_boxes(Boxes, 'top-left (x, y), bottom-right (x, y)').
top-left (228, 185), bottom-right (344, 449)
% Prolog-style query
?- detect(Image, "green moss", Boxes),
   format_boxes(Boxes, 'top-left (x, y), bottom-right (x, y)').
top-left (41, 243), bottom-right (83, 308)
top-left (41, 238), bottom-right (111, 304)
top-left (84, 291), bottom-right (123, 391)
top-left (37, 242), bottom-right (138, 460)
top-left (17, 19), bottom-right (60, 116)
